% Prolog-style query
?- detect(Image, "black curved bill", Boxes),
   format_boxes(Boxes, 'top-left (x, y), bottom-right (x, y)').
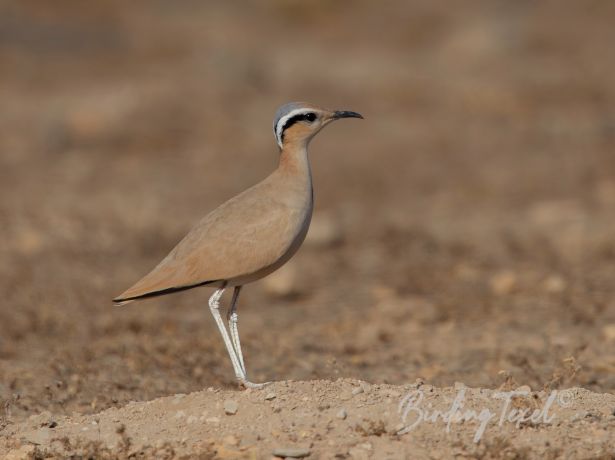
top-left (332, 110), bottom-right (364, 120)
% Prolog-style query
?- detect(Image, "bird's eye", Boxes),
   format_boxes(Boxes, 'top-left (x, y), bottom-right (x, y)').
top-left (305, 113), bottom-right (316, 122)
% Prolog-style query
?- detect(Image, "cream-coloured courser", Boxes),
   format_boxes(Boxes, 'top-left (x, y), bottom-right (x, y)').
top-left (114, 102), bottom-right (363, 388)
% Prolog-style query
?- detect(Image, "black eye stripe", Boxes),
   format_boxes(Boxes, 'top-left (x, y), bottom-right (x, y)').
top-left (281, 112), bottom-right (317, 136)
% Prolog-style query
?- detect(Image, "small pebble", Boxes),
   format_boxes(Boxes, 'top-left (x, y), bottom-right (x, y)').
top-left (352, 386), bottom-right (364, 396)
top-left (272, 447), bottom-right (311, 458)
top-left (394, 422), bottom-right (406, 433)
top-left (571, 411), bottom-right (588, 422)
top-left (223, 435), bottom-right (239, 446)
top-left (336, 408), bottom-right (347, 420)
top-left (155, 439), bottom-right (166, 449)
top-left (205, 417), bottom-right (220, 424)
top-left (265, 392), bottom-right (277, 401)
top-left (348, 447), bottom-right (368, 460)
top-left (224, 399), bottom-right (238, 415)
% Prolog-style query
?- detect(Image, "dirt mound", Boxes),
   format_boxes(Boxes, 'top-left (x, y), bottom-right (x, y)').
top-left (2, 379), bottom-right (614, 459)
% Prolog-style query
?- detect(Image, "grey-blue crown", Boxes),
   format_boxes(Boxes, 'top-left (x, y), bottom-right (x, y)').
top-left (273, 102), bottom-right (308, 134)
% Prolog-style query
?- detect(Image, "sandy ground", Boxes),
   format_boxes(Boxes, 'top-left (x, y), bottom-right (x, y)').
top-left (3, 380), bottom-right (615, 459)
top-left (1, 1), bottom-right (615, 458)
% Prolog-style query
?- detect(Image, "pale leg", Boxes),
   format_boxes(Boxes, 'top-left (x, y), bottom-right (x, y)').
top-left (208, 287), bottom-right (269, 389)
top-left (208, 287), bottom-right (245, 381)
top-left (226, 286), bottom-right (270, 389)
top-left (228, 286), bottom-right (246, 375)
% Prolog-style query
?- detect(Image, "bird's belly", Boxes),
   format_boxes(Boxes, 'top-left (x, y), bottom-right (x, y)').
top-left (226, 203), bottom-right (313, 286)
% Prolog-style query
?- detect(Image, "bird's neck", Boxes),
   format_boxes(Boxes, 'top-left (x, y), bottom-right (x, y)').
top-left (278, 143), bottom-right (311, 179)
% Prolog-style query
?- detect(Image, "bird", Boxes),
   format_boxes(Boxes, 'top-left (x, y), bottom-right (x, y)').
top-left (113, 102), bottom-right (363, 388)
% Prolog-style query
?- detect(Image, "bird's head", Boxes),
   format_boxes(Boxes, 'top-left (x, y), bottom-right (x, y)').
top-left (273, 102), bottom-right (363, 150)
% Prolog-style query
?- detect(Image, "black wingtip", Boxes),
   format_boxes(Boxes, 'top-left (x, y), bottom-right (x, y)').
top-left (111, 279), bottom-right (221, 306)
top-left (112, 298), bottom-right (132, 306)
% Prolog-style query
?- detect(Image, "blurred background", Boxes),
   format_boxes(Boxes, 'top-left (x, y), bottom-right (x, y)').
top-left (1, 0), bottom-right (614, 421)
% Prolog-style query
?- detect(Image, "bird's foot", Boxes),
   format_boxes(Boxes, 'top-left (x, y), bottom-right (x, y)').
top-left (239, 378), bottom-right (271, 390)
